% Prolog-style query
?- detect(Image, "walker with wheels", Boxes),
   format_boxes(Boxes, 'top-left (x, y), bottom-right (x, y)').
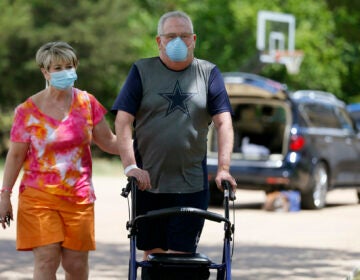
top-left (121, 177), bottom-right (236, 280)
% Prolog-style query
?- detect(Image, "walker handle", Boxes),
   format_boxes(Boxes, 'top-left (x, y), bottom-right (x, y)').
top-left (222, 180), bottom-right (236, 201)
top-left (121, 176), bottom-right (137, 198)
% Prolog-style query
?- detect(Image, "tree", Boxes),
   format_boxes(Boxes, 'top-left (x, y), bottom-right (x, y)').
top-left (0, 0), bottom-right (33, 155)
top-left (0, 0), bottom-right (155, 108)
top-left (0, 0), bottom-right (33, 107)
top-left (0, 0), bottom-right (143, 155)
top-left (326, 0), bottom-right (360, 102)
top-left (133, 0), bottom-right (351, 99)
top-left (1, 0), bottom-right (360, 156)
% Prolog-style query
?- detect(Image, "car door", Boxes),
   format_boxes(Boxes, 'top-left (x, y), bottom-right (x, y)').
top-left (335, 106), bottom-right (360, 184)
top-left (302, 102), bottom-right (359, 185)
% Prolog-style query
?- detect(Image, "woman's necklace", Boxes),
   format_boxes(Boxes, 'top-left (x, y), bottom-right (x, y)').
top-left (47, 90), bottom-right (72, 113)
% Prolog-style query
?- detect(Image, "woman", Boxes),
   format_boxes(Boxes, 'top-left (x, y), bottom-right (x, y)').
top-left (0, 41), bottom-right (118, 279)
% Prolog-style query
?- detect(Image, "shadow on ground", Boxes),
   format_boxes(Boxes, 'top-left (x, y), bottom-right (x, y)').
top-left (211, 201), bottom-right (358, 211)
top-left (1, 238), bottom-right (358, 280)
top-left (230, 244), bottom-right (359, 280)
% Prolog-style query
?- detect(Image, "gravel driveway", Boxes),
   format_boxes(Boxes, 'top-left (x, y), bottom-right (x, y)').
top-left (1, 174), bottom-right (360, 279)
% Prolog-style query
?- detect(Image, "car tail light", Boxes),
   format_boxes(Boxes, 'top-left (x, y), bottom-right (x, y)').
top-left (266, 177), bottom-right (290, 185)
top-left (289, 135), bottom-right (305, 151)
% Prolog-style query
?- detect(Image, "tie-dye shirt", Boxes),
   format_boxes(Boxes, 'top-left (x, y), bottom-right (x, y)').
top-left (10, 88), bottom-right (106, 204)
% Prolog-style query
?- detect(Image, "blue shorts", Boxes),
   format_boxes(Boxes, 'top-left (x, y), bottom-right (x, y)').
top-left (135, 189), bottom-right (209, 252)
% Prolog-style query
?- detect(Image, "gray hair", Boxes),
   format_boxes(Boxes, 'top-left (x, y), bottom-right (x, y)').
top-left (157, 11), bottom-right (194, 35)
top-left (35, 41), bottom-right (78, 70)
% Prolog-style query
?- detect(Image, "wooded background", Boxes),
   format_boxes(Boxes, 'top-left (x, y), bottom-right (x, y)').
top-left (1, 0), bottom-right (359, 156)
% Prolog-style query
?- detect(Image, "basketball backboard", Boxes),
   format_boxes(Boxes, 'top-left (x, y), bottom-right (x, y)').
top-left (257, 10), bottom-right (303, 74)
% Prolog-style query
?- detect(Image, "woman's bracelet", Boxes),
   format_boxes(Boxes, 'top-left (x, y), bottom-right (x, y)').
top-left (0, 187), bottom-right (12, 195)
top-left (124, 164), bottom-right (139, 176)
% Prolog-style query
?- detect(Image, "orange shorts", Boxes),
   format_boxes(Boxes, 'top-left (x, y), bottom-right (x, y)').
top-left (17, 187), bottom-right (95, 251)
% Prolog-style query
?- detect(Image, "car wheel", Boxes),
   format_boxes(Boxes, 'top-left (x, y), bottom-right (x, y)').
top-left (209, 181), bottom-right (224, 206)
top-left (301, 162), bottom-right (328, 209)
top-left (357, 191), bottom-right (360, 203)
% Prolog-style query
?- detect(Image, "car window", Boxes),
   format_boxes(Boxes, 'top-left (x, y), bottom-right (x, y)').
top-left (299, 103), bottom-right (342, 129)
top-left (334, 107), bottom-right (355, 131)
top-left (349, 111), bottom-right (360, 129)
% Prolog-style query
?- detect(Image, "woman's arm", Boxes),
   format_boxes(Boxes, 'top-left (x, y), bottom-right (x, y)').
top-left (2, 142), bottom-right (29, 191)
top-left (92, 118), bottom-right (119, 155)
top-left (0, 141), bottom-right (29, 225)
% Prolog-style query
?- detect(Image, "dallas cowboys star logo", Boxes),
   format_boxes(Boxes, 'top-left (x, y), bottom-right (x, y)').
top-left (159, 81), bottom-right (194, 117)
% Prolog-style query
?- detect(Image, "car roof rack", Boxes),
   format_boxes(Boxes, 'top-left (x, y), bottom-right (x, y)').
top-left (290, 90), bottom-right (345, 106)
top-left (223, 72), bottom-right (287, 92)
top-left (222, 72), bottom-right (287, 99)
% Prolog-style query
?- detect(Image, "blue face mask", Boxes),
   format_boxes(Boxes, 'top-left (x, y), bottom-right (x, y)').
top-left (50, 68), bottom-right (77, 90)
top-left (165, 37), bottom-right (188, 62)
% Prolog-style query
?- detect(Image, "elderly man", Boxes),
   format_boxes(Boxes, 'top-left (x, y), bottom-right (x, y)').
top-left (112, 10), bottom-right (236, 279)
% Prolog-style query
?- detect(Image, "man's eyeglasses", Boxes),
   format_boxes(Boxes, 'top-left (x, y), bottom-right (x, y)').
top-left (160, 33), bottom-right (194, 41)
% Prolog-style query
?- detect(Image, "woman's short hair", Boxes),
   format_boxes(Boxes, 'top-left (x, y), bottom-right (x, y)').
top-left (157, 11), bottom-right (194, 35)
top-left (35, 41), bottom-right (78, 70)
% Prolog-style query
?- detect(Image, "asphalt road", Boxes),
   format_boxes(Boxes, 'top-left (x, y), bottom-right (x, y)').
top-left (1, 174), bottom-right (360, 279)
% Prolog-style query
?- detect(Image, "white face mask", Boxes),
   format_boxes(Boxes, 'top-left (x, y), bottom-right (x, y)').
top-left (165, 37), bottom-right (188, 61)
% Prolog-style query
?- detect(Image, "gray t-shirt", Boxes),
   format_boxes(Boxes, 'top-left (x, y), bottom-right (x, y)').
top-left (112, 57), bottom-right (231, 193)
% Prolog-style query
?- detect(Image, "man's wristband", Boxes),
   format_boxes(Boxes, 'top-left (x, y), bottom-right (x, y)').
top-left (124, 164), bottom-right (139, 176)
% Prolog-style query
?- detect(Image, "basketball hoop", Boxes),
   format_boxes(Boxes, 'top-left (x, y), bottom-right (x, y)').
top-left (274, 50), bottom-right (304, 75)
top-left (256, 11), bottom-right (303, 74)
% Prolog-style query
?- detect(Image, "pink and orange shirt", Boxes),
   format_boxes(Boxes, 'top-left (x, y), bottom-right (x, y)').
top-left (11, 88), bottom-right (107, 204)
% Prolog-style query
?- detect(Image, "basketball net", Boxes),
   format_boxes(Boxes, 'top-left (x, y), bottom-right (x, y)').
top-left (274, 50), bottom-right (304, 75)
